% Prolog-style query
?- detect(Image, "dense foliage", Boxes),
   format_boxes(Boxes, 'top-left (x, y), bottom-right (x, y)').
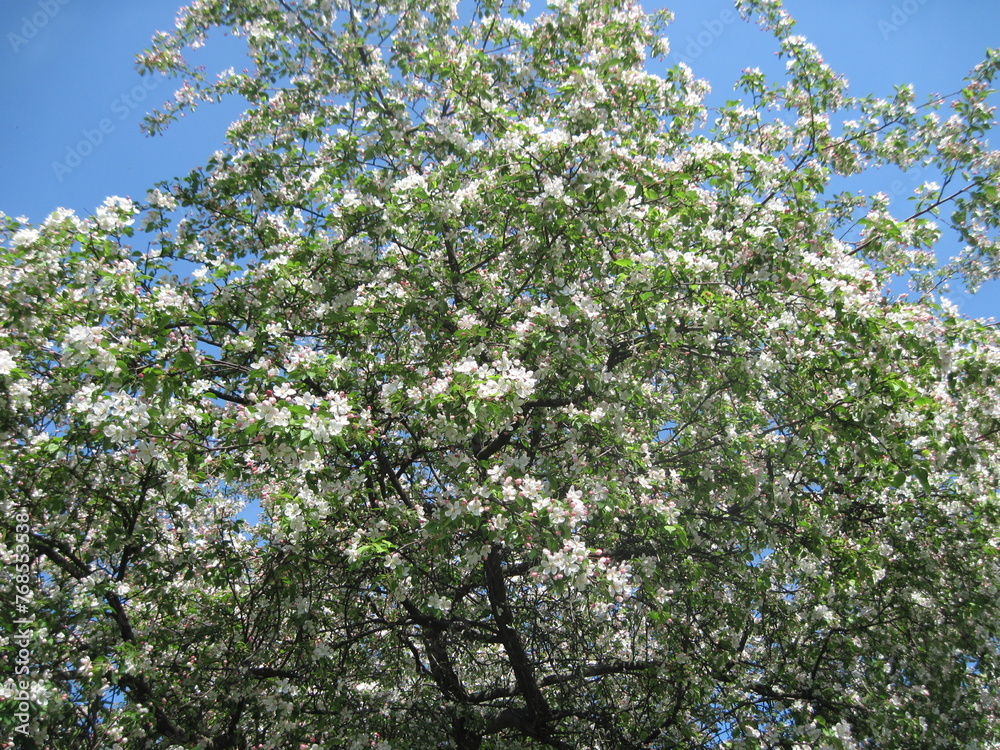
top-left (3, 0), bottom-right (1000, 747)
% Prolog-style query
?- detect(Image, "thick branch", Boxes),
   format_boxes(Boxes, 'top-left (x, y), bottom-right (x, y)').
top-left (483, 546), bottom-right (550, 724)
top-left (470, 660), bottom-right (661, 704)
top-left (206, 388), bottom-right (252, 406)
top-left (402, 600), bottom-right (469, 701)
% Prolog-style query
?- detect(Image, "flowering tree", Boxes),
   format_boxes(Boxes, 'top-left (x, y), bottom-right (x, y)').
top-left (3, 0), bottom-right (1000, 747)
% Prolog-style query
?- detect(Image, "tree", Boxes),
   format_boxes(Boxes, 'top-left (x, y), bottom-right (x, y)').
top-left (3, 0), bottom-right (1000, 747)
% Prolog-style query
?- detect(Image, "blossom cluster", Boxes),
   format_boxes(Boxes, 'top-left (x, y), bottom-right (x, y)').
top-left (2, 0), bottom-right (1000, 748)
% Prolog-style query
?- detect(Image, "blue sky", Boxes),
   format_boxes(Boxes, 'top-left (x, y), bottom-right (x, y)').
top-left (1, 0), bottom-right (998, 317)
